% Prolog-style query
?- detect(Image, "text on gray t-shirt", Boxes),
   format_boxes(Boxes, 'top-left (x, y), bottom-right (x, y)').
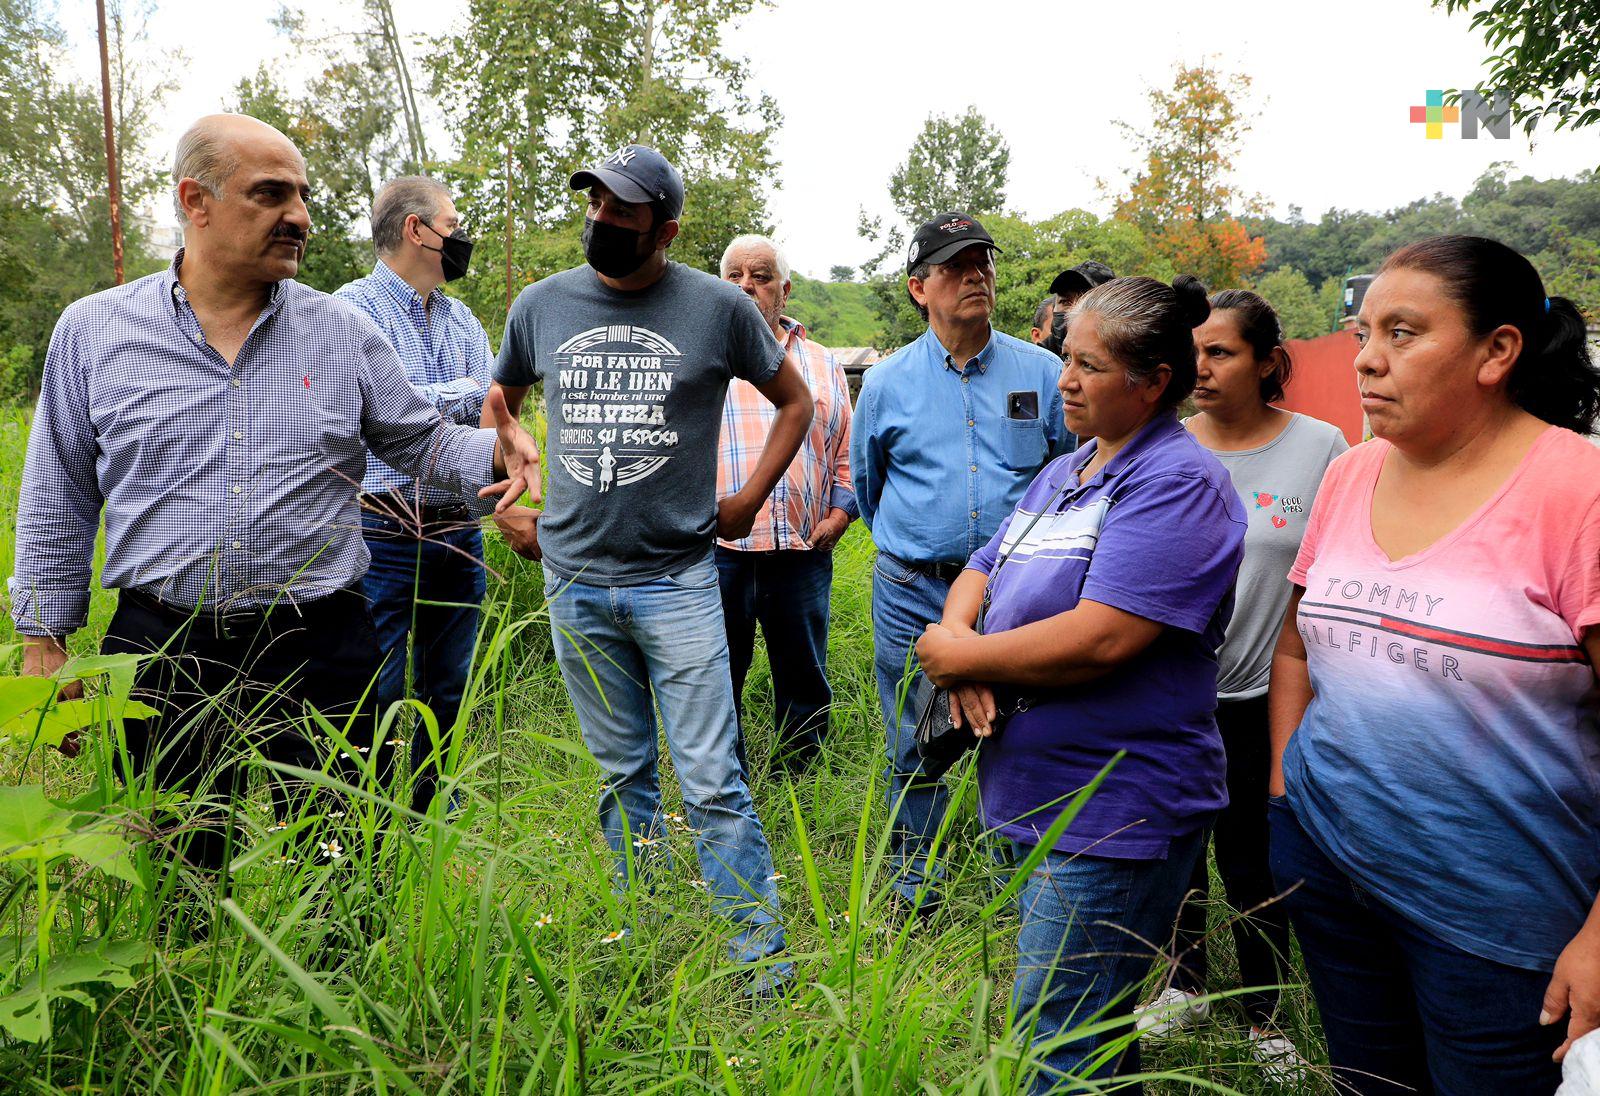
top-left (495, 262), bottom-right (784, 583)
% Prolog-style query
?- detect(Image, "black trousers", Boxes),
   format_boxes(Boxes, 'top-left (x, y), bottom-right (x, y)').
top-left (1174, 693), bottom-right (1295, 1024)
top-left (102, 586), bottom-right (389, 872)
top-left (714, 545), bottom-right (835, 772)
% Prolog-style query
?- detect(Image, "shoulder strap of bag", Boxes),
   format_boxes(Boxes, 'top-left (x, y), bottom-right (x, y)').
top-left (976, 472), bottom-right (1078, 635)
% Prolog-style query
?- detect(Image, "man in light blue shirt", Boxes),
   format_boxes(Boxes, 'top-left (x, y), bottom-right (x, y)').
top-left (336, 176), bottom-right (493, 811)
top-left (851, 211), bottom-right (1071, 913)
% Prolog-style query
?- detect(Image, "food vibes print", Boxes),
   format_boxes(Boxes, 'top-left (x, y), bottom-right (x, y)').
top-left (1251, 489), bottom-right (1304, 530)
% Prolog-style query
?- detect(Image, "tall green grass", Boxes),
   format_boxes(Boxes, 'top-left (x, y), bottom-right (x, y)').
top-left (0, 403), bottom-right (1336, 1093)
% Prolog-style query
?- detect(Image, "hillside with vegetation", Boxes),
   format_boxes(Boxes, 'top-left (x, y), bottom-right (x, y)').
top-left (786, 273), bottom-right (882, 347)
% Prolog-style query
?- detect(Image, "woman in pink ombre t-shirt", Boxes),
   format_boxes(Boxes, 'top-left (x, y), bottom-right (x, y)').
top-left (1268, 235), bottom-right (1600, 1096)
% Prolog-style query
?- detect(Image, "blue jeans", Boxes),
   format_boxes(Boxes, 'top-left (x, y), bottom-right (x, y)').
top-left (1011, 828), bottom-right (1205, 1094)
top-left (1269, 798), bottom-right (1562, 1095)
top-left (543, 554), bottom-right (786, 965)
top-left (714, 546), bottom-right (834, 772)
top-left (870, 553), bottom-right (953, 907)
top-left (362, 510), bottom-right (486, 809)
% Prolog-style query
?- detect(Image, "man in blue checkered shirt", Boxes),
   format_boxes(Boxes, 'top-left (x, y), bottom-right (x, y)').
top-left (335, 177), bottom-right (493, 812)
top-left (9, 115), bottom-right (538, 880)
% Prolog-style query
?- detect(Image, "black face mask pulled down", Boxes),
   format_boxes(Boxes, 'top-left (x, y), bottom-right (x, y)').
top-left (421, 222), bottom-right (474, 282)
top-left (581, 216), bottom-right (652, 278)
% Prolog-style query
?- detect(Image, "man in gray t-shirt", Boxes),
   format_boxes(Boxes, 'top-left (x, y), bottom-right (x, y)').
top-left (495, 258), bottom-right (793, 580)
top-left (491, 145), bottom-right (810, 983)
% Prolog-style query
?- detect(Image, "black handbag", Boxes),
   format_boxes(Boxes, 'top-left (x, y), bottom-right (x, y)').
top-left (912, 674), bottom-right (1030, 780)
top-left (912, 477), bottom-right (1075, 780)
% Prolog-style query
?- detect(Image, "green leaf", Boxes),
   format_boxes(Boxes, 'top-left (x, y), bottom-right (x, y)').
top-left (0, 678), bottom-right (55, 726)
top-left (0, 939), bottom-right (149, 1043)
top-left (0, 785), bottom-right (141, 887)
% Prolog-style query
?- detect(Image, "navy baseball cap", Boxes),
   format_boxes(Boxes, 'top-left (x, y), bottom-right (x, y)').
top-left (907, 211), bottom-right (1000, 273)
top-left (569, 145), bottom-right (685, 222)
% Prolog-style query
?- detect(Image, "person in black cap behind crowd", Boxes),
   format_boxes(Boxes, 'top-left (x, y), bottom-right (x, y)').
top-left (488, 144), bottom-right (813, 988)
top-left (850, 211), bottom-right (1074, 917)
top-left (1041, 260), bottom-right (1117, 356)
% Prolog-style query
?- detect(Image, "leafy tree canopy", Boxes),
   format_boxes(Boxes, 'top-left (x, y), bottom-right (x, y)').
top-left (1437, 0), bottom-right (1600, 135)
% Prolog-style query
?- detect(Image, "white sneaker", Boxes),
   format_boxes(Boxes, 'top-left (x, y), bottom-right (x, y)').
top-left (1249, 1027), bottom-right (1311, 1086)
top-left (1135, 987), bottom-right (1210, 1038)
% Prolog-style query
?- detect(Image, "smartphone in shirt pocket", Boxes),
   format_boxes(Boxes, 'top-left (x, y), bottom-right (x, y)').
top-left (1003, 390), bottom-right (1045, 468)
top-left (1007, 391), bottom-right (1039, 421)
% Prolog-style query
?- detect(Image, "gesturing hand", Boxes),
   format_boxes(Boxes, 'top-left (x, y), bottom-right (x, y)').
top-left (479, 386), bottom-right (542, 513)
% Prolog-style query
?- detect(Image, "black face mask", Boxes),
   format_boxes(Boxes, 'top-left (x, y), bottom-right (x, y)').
top-left (582, 216), bottom-right (652, 278)
top-left (420, 221), bottom-right (473, 282)
top-left (1043, 307), bottom-right (1070, 357)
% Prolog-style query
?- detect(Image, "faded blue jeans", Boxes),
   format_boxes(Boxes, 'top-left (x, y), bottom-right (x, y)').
top-left (871, 552), bottom-right (955, 908)
top-left (543, 553), bottom-right (786, 966)
top-left (1010, 828), bottom-right (1206, 1094)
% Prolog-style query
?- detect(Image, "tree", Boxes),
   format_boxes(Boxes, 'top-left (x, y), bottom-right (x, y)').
top-left (0, 0), bottom-right (172, 390)
top-left (231, 1), bottom-right (434, 293)
top-left (828, 264), bottom-right (855, 282)
top-left (1109, 62), bottom-right (1267, 288)
top-left (1251, 267), bottom-right (1328, 340)
top-left (857, 107), bottom-right (1011, 276)
top-left (1251, 166), bottom-right (1600, 292)
top-left (888, 107), bottom-right (1009, 226)
top-left (786, 274), bottom-right (880, 346)
top-left (1437, 0), bottom-right (1600, 135)
top-left (429, 0), bottom-right (780, 334)
top-left (862, 207), bottom-right (1172, 351)
top-left (1539, 221), bottom-right (1600, 321)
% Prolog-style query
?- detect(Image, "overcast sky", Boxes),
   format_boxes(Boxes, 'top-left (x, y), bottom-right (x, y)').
top-left (69, 0), bottom-right (1600, 278)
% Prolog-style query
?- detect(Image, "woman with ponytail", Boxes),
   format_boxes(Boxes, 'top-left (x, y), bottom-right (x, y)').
top-left (916, 276), bottom-right (1247, 1089)
top-left (1268, 235), bottom-right (1600, 1093)
top-left (1138, 290), bottom-right (1346, 1079)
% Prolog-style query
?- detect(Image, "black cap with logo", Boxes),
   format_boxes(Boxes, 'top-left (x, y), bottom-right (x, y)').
top-left (1049, 261), bottom-right (1117, 299)
top-left (907, 211), bottom-right (1000, 274)
top-left (569, 144), bottom-right (685, 222)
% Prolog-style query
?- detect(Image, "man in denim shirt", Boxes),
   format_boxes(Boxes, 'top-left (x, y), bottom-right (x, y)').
top-left (336, 177), bottom-right (493, 811)
top-left (851, 212), bottom-right (1072, 914)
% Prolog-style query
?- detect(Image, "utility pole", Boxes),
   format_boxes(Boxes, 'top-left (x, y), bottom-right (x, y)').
top-left (638, 1), bottom-right (654, 143)
top-left (505, 144), bottom-right (514, 314)
top-left (95, 0), bottom-right (125, 284)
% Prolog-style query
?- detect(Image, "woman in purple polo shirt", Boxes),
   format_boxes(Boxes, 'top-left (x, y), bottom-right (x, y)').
top-left (917, 275), bottom-right (1246, 1090)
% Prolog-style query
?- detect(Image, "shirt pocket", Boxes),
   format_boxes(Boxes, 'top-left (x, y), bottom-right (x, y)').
top-left (1002, 418), bottom-right (1046, 470)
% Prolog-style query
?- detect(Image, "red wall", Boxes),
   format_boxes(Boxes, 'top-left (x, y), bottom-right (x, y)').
top-left (1280, 329), bottom-right (1363, 446)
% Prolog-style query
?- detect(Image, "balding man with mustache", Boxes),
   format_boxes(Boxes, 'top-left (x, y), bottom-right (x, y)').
top-left (9, 114), bottom-right (539, 895)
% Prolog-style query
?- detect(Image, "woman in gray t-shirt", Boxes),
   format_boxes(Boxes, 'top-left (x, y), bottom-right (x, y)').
top-left (1137, 290), bottom-right (1346, 1078)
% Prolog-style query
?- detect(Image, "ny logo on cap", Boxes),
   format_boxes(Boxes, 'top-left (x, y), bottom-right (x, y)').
top-left (605, 147), bottom-right (638, 166)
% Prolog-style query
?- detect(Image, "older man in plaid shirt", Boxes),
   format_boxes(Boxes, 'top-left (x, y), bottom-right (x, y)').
top-left (715, 234), bottom-right (856, 775)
